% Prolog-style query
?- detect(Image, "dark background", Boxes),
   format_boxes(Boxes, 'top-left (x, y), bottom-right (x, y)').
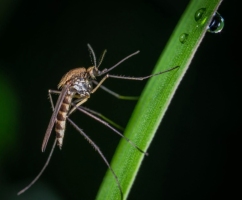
top-left (0, 0), bottom-right (241, 200)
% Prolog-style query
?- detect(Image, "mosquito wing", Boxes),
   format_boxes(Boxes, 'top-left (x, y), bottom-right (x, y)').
top-left (41, 85), bottom-right (69, 152)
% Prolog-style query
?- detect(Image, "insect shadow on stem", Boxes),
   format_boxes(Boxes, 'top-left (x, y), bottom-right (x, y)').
top-left (17, 44), bottom-right (179, 199)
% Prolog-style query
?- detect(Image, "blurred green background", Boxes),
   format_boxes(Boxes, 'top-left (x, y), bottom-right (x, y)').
top-left (0, 0), bottom-right (241, 199)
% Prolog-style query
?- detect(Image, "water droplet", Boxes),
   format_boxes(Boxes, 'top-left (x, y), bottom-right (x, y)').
top-left (179, 33), bottom-right (189, 44)
top-left (208, 12), bottom-right (224, 33)
top-left (195, 8), bottom-right (206, 22)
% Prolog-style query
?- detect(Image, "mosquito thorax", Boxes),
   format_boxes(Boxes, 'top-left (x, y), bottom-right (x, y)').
top-left (58, 67), bottom-right (88, 89)
top-left (69, 77), bottom-right (93, 97)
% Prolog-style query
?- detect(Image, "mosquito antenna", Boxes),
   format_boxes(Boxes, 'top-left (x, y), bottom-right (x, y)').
top-left (17, 139), bottom-right (57, 195)
top-left (97, 49), bottom-right (107, 69)
top-left (87, 44), bottom-right (97, 67)
top-left (67, 118), bottom-right (123, 199)
top-left (75, 105), bottom-right (148, 156)
top-left (100, 50), bottom-right (140, 75)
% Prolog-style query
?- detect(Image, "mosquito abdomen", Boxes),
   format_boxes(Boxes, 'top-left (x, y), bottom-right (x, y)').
top-left (55, 94), bottom-right (73, 149)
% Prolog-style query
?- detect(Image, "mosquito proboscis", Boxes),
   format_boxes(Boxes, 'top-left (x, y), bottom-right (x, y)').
top-left (17, 44), bottom-right (179, 199)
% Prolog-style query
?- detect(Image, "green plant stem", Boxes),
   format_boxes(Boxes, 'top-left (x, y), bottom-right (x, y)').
top-left (96, 0), bottom-right (223, 199)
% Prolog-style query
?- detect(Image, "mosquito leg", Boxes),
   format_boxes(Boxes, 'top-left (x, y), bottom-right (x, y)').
top-left (91, 66), bottom-right (178, 98)
top-left (73, 105), bottom-right (148, 156)
top-left (91, 74), bottom-right (109, 94)
top-left (17, 89), bottom-right (65, 195)
top-left (67, 117), bottom-right (123, 200)
top-left (92, 80), bottom-right (139, 100)
top-left (48, 91), bottom-right (89, 125)
top-left (48, 88), bottom-right (125, 198)
top-left (48, 89), bottom-right (61, 111)
top-left (68, 97), bottom-right (89, 116)
top-left (107, 66), bottom-right (179, 81)
top-left (50, 89), bottom-right (125, 131)
top-left (18, 89), bottom-right (64, 194)
top-left (17, 139), bottom-right (57, 195)
top-left (91, 73), bottom-right (128, 95)
top-left (79, 106), bottom-right (124, 131)
top-left (49, 89), bottom-right (61, 95)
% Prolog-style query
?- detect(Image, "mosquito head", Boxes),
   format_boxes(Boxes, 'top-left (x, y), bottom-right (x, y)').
top-left (87, 44), bottom-right (97, 68)
top-left (87, 44), bottom-right (107, 78)
top-left (87, 66), bottom-right (102, 79)
top-left (87, 44), bottom-right (139, 77)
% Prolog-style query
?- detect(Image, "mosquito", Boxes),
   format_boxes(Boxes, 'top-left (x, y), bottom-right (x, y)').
top-left (17, 44), bottom-right (178, 198)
